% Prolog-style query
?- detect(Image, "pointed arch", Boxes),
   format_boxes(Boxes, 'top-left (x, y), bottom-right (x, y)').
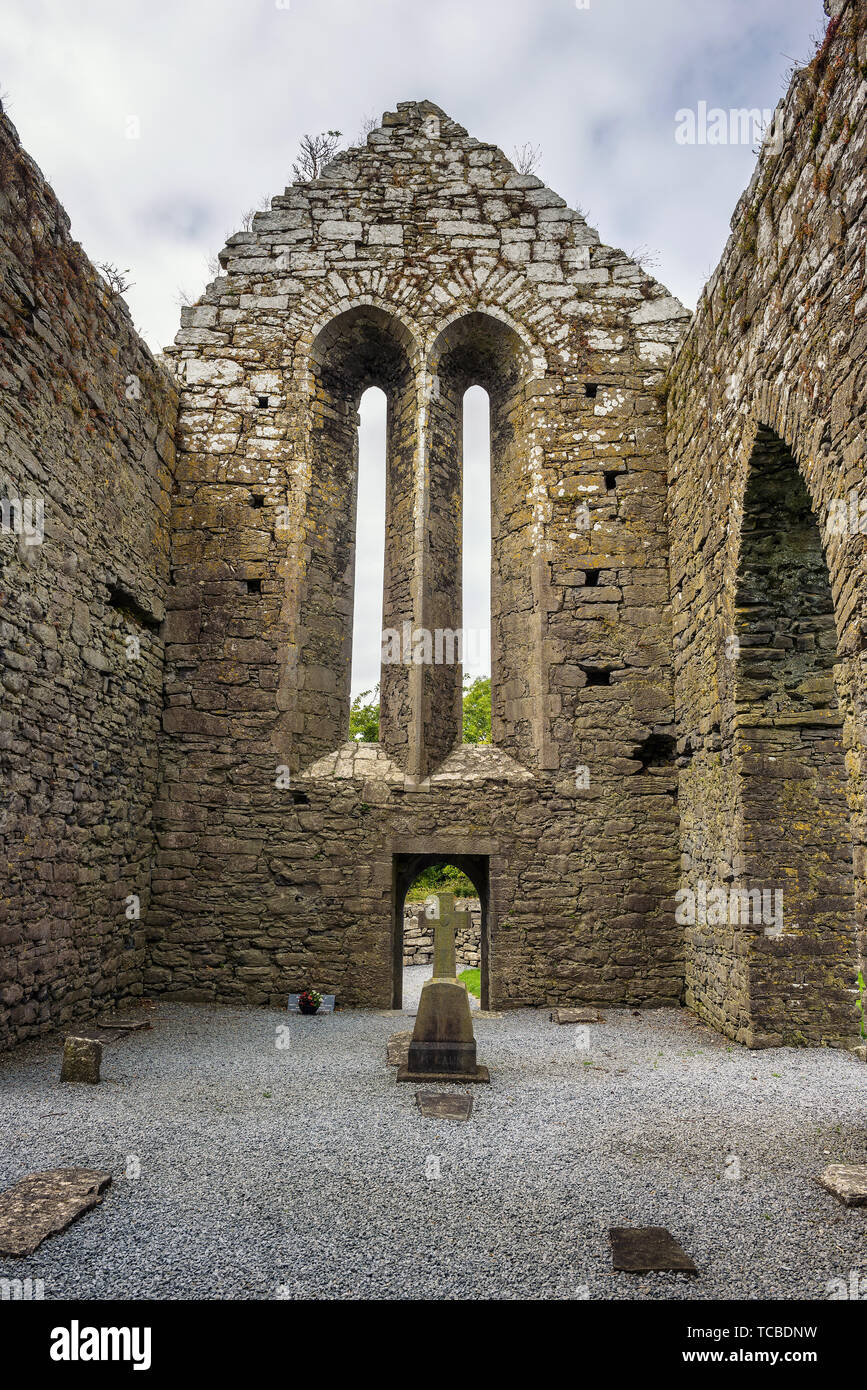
top-left (426, 311), bottom-right (534, 766)
top-left (732, 423), bottom-right (857, 1045)
top-left (294, 307), bottom-right (419, 763)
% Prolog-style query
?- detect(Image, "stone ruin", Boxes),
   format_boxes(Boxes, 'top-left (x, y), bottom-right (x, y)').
top-left (1, 0), bottom-right (865, 1053)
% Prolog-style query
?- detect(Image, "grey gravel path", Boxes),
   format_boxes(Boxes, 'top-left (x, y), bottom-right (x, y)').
top-left (0, 1002), bottom-right (864, 1300)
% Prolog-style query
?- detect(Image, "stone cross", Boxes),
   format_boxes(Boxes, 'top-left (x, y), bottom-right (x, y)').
top-left (399, 888), bottom-right (489, 1083)
top-left (432, 891), bottom-right (463, 978)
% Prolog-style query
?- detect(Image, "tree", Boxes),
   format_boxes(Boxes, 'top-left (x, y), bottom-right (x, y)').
top-left (356, 114), bottom-right (378, 143)
top-left (349, 675), bottom-right (490, 743)
top-left (292, 130), bottom-right (343, 183)
top-left (349, 685), bottom-right (379, 741)
top-left (96, 261), bottom-right (133, 295)
top-left (462, 675), bottom-right (491, 744)
top-left (512, 142), bottom-right (541, 175)
top-left (407, 863), bottom-right (476, 899)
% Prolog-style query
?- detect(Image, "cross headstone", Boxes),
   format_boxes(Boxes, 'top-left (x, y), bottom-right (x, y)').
top-left (397, 891), bottom-right (489, 1084)
top-left (432, 891), bottom-right (462, 977)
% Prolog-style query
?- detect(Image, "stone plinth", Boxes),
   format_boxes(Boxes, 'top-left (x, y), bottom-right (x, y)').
top-left (60, 1036), bottom-right (102, 1084)
top-left (398, 893), bottom-right (489, 1083)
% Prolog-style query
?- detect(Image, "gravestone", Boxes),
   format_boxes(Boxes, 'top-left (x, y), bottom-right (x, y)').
top-left (609, 1227), bottom-right (698, 1274)
top-left (551, 1008), bottom-right (605, 1024)
top-left (386, 1031), bottom-right (412, 1066)
top-left (415, 1092), bottom-right (473, 1120)
top-left (397, 893), bottom-right (489, 1084)
top-left (819, 1164), bottom-right (867, 1206)
top-left (60, 1036), bottom-right (102, 1084)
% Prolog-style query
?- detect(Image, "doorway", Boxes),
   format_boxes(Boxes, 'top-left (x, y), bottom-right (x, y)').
top-left (392, 853), bottom-right (490, 1010)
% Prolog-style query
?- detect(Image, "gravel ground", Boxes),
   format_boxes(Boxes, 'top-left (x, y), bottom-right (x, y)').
top-left (0, 1001), bottom-right (864, 1300)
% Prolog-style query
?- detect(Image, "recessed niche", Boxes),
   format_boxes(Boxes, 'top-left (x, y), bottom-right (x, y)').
top-left (580, 665), bottom-right (613, 686)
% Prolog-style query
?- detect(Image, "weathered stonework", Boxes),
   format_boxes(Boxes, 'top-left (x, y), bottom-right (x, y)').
top-left (152, 99), bottom-right (689, 1014)
top-left (1, 0), bottom-right (864, 1049)
top-left (0, 110), bottom-right (176, 1049)
top-left (666, 0), bottom-right (867, 1046)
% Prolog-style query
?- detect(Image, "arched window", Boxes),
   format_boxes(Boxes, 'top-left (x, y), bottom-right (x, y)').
top-left (349, 386), bottom-right (387, 736)
top-left (461, 384), bottom-right (492, 718)
top-left (427, 312), bottom-right (527, 764)
top-left (299, 308), bottom-right (417, 764)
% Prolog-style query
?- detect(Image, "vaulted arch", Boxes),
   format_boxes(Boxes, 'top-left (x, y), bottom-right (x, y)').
top-left (732, 424), bottom-right (857, 1045)
top-left (426, 312), bottom-right (533, 766)
top-left (295, 307), bottom-right (418, 763)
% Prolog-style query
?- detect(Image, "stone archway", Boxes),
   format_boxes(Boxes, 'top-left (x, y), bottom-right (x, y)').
top-left (392, 852), bottom-right (490, 1010)
top-left (295, 306), bottom-right (419, 767)
top-left (731, 424), bottom-right (857, 1046)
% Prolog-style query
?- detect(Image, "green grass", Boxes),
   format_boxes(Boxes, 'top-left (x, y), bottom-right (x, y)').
top-left (405, 866), bottom-right (476, 900)
top-left (458, 968), bottom-right (481, 999)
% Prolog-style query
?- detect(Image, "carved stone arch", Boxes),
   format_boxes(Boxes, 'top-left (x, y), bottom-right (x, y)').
top-left (289, 304), bottom-right (421, 766)
top-left (422, 310), bottom-right (542, 767)
top-left (427, 302), bottom-right (547, 381)
top-left (728, 418), bottom-right (857, 1046)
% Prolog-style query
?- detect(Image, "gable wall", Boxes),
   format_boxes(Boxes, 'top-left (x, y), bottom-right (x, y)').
top-left (151, 101), bottom-right (690, 1010)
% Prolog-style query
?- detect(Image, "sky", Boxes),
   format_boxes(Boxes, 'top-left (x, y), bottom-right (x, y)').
top-left (2, 0), bottom-right (829, 694)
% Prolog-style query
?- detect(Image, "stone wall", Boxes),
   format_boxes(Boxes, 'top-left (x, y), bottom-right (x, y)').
top-left (5, 21), bottom-right (861, 1047)
top-left (0, 110), bottom-right (176, 1047)
top-left (666, 0), bottom-right (867, 1046)
top-left (150, 100), bottom-right (690, 1013)
top-left (402, 898), bottom-right (481, 967)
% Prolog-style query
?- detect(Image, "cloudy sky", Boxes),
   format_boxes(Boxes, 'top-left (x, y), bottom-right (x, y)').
top-left (3, 0), bottom-right (827, 694)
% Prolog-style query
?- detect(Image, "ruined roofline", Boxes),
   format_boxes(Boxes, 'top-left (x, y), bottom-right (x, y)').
top-left (185, 97), bottom-right (689, 341)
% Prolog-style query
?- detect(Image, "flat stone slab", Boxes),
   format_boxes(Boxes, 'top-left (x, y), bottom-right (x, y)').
top-left (287, 994), bottom-right (335, 1014)
top-left (95, 1015), bottom-right (151, 1032)
top-left (819, 1164), bottom-right (867, 1206)
top-left (0, 1169), bottom-right (112, 1257)
top-left (386, 1031), bottom-right (412, 1067)
top-left (397, 1063), bottom-right (490, 1084)
top-left (416, 1092), bottom-right (473, 1120)
top-left (67, 1026), bottom-right (129, 1046)
top-left (610, 1226), bottom-right (698, 1274)
top-left (551, 1008), bottom-right (604, 1024)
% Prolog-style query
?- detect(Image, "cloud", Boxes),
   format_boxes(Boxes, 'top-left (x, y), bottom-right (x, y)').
top-left (2, 0), bottom-right (827, 690)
